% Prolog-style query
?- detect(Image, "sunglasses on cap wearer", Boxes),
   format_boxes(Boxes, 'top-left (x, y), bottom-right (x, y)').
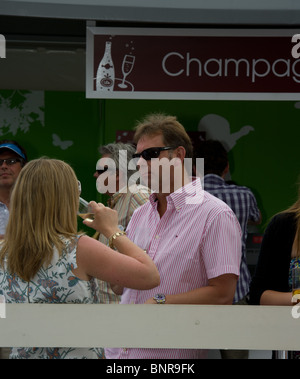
top-left (0, 158), bottom-right (23, 167)
top-left (132, 146), bottom-right (177, 161)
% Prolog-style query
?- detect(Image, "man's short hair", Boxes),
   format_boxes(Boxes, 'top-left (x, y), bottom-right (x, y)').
top-left (133, 113), bottom-right (193, 159)
top-left (99, 142), bottom-right (138, 177)
top-left (194, 140), bottom-right (228, 176)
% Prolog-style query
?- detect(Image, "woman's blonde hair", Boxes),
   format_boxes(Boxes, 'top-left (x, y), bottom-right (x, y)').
top-left (0, 158), bottom-right (79, 281)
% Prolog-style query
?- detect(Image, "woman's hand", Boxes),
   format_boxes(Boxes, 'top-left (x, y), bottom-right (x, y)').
top-left (83, 201), bottom-right (120, 238)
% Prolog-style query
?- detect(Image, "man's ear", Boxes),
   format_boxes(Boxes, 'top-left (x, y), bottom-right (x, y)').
top-left (175, 146), bottom-right (186, 162)
top-left (222, 163), bottom-right (230, 178)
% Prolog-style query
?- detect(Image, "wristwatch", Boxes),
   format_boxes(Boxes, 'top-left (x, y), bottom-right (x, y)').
top-left (153, 293), bottom-right (166, 304)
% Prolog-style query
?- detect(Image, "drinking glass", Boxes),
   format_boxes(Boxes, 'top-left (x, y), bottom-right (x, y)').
top-left (77, 197), bottom-right (94, 221)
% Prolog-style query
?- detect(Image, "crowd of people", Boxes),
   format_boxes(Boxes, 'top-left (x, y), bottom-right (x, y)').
top-left (0, 114), bottom-right (299, 359)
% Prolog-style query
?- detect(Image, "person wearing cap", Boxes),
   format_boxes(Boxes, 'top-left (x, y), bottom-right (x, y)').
top-left (0, 140), bottom-right (28, 238)
top-left (0, 140), bottom-right (28, 359)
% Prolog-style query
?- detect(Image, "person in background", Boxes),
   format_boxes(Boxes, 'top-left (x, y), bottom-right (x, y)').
top-left (249, 180), bottom-right (300, 359)
top-left (194, 139), bottom-right (261, 359)
top-left (93, 142), bottom-right (150, 304)
top-left (249, 187), bottom-right (300, 305)
top-left (105, 113), bottom-right (242, 360)
top-left (0, 140), bottom-right (28, 239)
top-left (0, 140), bottom-right (28, 359)
top-left (0, 158), bottom-right (160, 359)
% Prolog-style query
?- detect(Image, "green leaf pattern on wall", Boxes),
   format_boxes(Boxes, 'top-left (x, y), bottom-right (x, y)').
top-left (0, 90), bottom-right (44, 135)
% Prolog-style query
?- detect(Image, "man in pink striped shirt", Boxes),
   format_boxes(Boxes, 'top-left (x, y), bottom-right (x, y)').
top-left (105, 114), bottom-right (241, 359)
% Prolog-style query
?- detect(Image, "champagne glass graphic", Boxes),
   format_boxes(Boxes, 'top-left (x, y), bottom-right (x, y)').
top-left (118, 54), bottom-right (135, 88)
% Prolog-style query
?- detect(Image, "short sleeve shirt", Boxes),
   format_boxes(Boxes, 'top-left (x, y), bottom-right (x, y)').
top-left (105, 178), bottom-right (241, 359)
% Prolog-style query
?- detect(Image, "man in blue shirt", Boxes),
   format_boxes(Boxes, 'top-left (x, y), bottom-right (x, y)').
top-left (194, 140), bottom-right (261, 359)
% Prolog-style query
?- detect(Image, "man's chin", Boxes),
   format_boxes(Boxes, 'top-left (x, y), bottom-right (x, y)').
top-left (0, 178), bottom-right (13, 186)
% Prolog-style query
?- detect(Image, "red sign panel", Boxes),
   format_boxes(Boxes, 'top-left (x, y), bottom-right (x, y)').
top-left (86, 28), bottom-right (300, 100)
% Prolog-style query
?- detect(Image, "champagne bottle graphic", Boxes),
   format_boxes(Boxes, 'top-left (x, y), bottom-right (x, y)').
top-left (96, 41), bottom-right (115, 91)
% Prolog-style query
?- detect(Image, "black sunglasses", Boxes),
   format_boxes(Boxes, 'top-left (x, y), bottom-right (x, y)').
top-left (0, 158), bottom-right (23, 167)
top-left (96, 166), bottom-right (109, 175)
top-left (132, 146), bottom-right (177, 161)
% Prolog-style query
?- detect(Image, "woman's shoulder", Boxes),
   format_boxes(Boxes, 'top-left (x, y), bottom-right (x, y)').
top-left (58, 234), bottom-right (83, 264)
top-left (270, 212), bottom-right (296, 226)
top-left (265, 212), bottom-right (297, 238)
top-left (60, 234), bottom-right (82, 249)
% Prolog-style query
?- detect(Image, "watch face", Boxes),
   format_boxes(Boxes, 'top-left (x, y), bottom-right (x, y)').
top-left (154, 294), bottom-right (165, 303)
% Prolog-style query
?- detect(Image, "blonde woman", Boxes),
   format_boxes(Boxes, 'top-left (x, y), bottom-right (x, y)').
top-left (250, 184), bottom-right (300, 306)
top-left (249, 182), bottom-right (300, 359)
top-left (0, 158), bottom-right (159, 359)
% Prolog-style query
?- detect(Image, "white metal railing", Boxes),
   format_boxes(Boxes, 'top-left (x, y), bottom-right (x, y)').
top-left (0, 304), bottom-right (299, 352)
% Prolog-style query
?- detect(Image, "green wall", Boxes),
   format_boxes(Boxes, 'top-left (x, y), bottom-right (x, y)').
top-left (0, 90), bottom-right (101, 200)
top-left (0, 90), bottom-right (102, 235)
top-left (1, 89), bottom-right (299, 233)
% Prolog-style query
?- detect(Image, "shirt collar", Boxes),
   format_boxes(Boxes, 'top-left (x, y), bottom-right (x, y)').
top-left (108, 184), bottom-right (151, 208)
top-left (204, 174), bottom-right (225, 184)
top-left (149, 177), bottom-right (203, 212)
top-left (107, 191), bottom-right (123, 208)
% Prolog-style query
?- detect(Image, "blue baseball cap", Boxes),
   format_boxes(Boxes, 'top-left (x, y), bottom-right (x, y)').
top-left (0, 143), bottom-right (26, 161)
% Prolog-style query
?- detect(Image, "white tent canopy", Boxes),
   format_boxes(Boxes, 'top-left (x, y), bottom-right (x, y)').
top-left (1, 0), bottom-right (300, 25)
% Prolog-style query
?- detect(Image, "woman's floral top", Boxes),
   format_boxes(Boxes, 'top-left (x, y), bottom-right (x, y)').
top-left (289, 257), bottom-right (300, 290)
top-left (288, 257), bottom-right (300, 359)
top-left (0, 235), bottom-right (103, 359)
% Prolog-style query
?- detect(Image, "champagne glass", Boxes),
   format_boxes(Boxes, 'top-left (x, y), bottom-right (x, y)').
top-left (77, 197), bottom-right (94, 221)
top-left (118, 55), bottom-right (135, 88)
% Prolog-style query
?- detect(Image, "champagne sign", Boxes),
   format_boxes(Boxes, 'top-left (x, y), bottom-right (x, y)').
top-left (86, 27), bottom-right (300, 100)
